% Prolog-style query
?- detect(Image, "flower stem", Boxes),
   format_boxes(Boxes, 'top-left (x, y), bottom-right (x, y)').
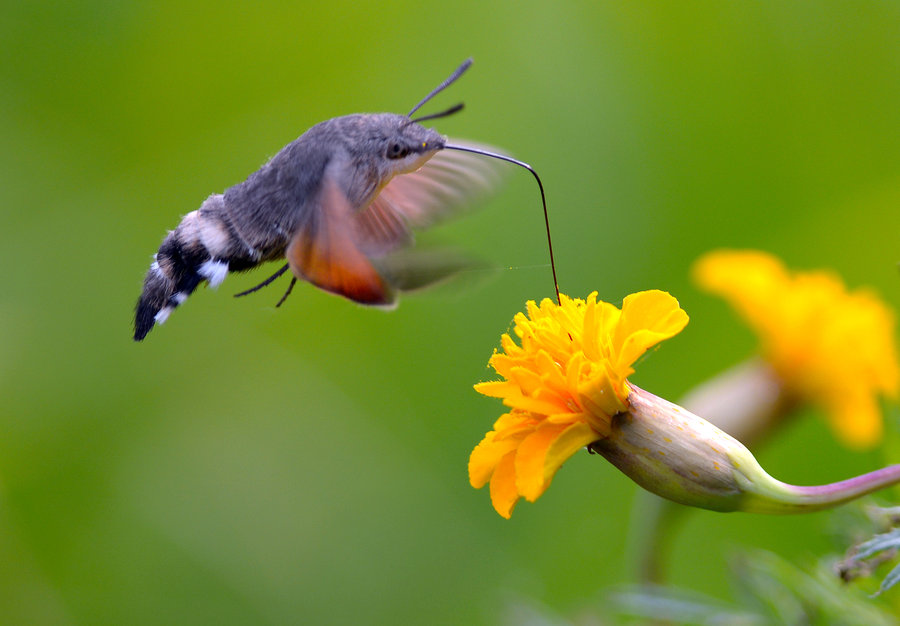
top-left (741, 464), bottom-right (900, 514)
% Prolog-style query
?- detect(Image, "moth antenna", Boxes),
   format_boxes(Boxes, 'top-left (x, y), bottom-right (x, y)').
top-left (409, 102), bottom-right (464, 125)
top-left (407, 58), bottom-right (473, 118)
top-left (444, 144), bottom-right (562, 305)
top-left (233, 263), bottom-right (289, 298)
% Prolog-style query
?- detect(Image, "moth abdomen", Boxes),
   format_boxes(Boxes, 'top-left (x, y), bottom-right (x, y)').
top-left (133, 194), bottom-right (265, 341)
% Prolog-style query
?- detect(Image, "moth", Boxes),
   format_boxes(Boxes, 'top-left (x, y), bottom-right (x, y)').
top-left (133, 59), bottom-right (508, 340)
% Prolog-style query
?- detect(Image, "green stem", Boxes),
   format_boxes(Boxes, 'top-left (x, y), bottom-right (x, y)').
top-left (740, 463), bottom-right (900, 514)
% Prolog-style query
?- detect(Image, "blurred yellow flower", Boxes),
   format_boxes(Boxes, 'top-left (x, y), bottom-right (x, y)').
top-left (469, 291), bottom-right (689, 518)
top-left (694, 250), bottom-right (899, 449)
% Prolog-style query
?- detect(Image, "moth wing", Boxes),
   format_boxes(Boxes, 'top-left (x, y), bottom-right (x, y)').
top-left (354, 141), bottom-right (506, 257)
top-left (286, 177), bottom-right (394, 306)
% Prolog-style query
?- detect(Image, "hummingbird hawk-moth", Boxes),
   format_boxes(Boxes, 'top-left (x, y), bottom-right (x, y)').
top-left (133, 59), bottom-right (557, 341)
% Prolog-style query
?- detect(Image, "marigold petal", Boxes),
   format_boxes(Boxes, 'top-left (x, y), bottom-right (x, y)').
top-left (469, 430), bottom-right (519, 488)
top-left (499, 334), bottom-right (522, 358)
top-left (508, 366), bottom-right (544, 395)
top-left (543, 420), bottom-right (602, 478)
top-left (615, 291), bottom-right (689, 369)
top-left (515, 422), bottom-right (571, 502)
top-left (489, 451), bottom-right (519, 519)
top-left (694, 250), bottom-right (786, 303)
top-left (546, 411), bottom-right (591, 424)
top-left (494, 423), bottom-right (538, 441)
top-left (474, 380), bottom-right (518, 398)
top-left (488, 353), bottom-right (517, 379)
top-left (535, 350), bottom-right (567, 388)
top-left (515, 421), bottom-right (601, 502)
top-left (578, 365), bottom-right (627, 420)
top-left (502, 395), bottom-right (567, 416)
top-left (581, 295), bottom-right (601, 361)
top-left (825, 394), bottom-right (883, 450)
top-left (493, 411), bottom-right (535, 432)
top-left (596, 300), bottom-right (622, 341)
top-left (566, 352), bottom-right (586, 394)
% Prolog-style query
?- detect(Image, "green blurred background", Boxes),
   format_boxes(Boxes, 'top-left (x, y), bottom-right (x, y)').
top-left (2, 1), bottom-right (900, 623)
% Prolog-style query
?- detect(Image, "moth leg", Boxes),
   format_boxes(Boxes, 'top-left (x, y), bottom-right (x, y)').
top-left (233, 264), bottom-right (290, 298)
top-left (275, 277), bottom-right (298, 308)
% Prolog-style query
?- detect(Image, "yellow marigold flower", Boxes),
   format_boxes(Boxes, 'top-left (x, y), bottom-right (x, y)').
top-left (694, 250), bottom-right (900, 449)
top-left (469, 290), bottom-right (689, 518)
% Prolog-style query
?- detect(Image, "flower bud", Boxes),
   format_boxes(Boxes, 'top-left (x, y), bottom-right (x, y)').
top-left (593, 383), bottom-right (900, 514)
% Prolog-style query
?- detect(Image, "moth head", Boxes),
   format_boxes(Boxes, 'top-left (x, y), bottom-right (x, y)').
top-left (371, 58), bottom-right (473, 176)
top-left (379, 114), bottom-right (447, 175)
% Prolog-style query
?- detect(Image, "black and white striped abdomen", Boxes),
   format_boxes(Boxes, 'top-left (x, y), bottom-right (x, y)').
top-left (133, 194), bottom-right (280, 341)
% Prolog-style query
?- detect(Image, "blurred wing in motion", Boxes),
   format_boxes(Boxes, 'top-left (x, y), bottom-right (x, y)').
top-left (354, 141), bottom-right (506, 258)
top-left (287, 178), bottom-right (394, 306)
top-left (286, 141), bottom-right (506, 306)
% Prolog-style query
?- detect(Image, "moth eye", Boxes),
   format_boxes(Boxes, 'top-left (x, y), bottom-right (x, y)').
top-left (387, 143), bottom-right (409, 159)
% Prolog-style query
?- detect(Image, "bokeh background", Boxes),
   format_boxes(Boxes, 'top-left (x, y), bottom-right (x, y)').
top-left (3, 1), bottom-right (900, 623)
